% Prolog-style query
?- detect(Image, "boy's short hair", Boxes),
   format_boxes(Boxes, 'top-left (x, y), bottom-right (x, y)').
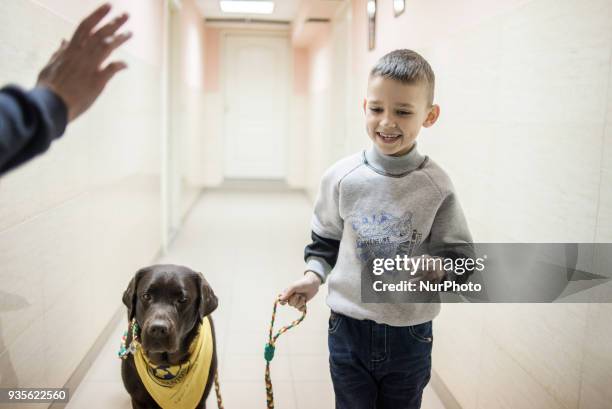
top-left (369, 49), bottom-right (435, 106)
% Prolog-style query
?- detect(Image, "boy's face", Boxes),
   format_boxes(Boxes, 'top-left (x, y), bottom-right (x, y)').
top-left (364, 76), bottom-right (440, 156)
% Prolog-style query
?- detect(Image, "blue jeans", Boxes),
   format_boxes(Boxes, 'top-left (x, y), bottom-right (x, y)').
top-left (328, 312), bottom-right (433, 409)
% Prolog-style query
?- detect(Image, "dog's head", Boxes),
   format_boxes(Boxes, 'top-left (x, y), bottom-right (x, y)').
top-left (122, 264), bottom-right (218, 354)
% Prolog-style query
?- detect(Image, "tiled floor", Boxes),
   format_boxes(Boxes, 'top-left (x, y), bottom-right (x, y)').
top-left (66, 190), bottom-right (447, 409)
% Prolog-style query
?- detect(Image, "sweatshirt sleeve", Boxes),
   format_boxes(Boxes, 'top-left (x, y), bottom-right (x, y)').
top-left (426, 191), bottom-right (475, 284)
top-left (304, 168), bottom-right (344, 283)
top-left (304, 231), bottom-right (340, 284)
top-left (0, 85), bottom-right (68, 175)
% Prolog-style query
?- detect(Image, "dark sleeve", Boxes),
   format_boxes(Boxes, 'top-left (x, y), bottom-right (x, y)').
top-left (0, 85), bottom-right (68, 175)
top-left (304, 231), bottom-right (340, 283)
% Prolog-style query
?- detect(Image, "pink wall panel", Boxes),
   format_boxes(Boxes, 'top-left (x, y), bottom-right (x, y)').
top-left (177, 0), bottom-right (207, 90)
top-left (204, 27), bottom-right (220, 92)
top-left (293, 48), bottom-right (309, 95)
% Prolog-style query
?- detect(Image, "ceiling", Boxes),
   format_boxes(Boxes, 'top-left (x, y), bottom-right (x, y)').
top-left (195, 0), bottom-right (302, 22)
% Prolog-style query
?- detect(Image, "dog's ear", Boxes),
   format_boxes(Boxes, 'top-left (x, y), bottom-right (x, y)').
top-left (122, 268), bottom-right (147, 320)
top-left (197, 272), bottom-right (218, 318)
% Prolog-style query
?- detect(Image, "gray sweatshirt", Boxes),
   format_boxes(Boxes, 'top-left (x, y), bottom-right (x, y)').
top-left (305, 144), bottom-right (473, 326)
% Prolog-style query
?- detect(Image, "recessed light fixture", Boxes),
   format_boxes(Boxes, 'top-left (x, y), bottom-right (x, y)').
top-left (219, 1), bottom-right (275, 14)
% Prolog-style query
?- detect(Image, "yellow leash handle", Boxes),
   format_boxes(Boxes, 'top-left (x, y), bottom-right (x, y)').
top-left (264, 297), bottom-right (307, 409)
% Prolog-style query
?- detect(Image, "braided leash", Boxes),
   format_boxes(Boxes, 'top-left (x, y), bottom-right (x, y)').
top-left (264, 297), bottom-right (306, 409)
top-left (214, 372), bottom-right (224, 409)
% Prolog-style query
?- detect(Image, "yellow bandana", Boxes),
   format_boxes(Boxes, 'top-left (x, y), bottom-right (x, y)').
top-left (133, 317), bottom-right (213, 409)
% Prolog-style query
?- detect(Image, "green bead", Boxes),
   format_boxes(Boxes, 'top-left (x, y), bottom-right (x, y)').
top-left (264, 343), bottom-right (275, 362)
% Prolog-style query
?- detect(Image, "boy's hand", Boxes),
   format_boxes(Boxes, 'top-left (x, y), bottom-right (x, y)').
top-left (279, 271), bottom-right (322, 312)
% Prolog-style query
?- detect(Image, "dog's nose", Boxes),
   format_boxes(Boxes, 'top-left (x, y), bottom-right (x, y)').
top-left (147, 321), bottom-right (170, 339)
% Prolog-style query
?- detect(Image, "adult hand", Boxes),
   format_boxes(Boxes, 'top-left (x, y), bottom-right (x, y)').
top-left (36, 3), bottom-right (132, 122)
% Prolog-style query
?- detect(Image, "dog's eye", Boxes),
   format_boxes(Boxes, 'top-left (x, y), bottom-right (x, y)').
top-left (141, 293), bottom-right (152, 301)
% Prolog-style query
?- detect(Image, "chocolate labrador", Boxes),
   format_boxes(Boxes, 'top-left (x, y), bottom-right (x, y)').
top-left (121, 264), bottom-right (218, 409)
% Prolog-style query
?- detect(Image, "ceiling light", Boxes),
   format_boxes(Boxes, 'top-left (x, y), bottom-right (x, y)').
top-left (219, 1), bottom-right (274, 14)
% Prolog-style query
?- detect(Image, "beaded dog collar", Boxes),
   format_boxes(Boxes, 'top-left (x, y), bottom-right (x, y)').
top-left (118, 319), bottom-right (140, 359)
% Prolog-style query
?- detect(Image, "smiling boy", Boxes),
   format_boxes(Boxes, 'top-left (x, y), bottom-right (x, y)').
top-left (280, 49), bottom-right (473, 409)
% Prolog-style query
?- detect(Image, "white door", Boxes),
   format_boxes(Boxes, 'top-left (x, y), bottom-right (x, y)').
top-left (223, 34), bottom-right (289, 179)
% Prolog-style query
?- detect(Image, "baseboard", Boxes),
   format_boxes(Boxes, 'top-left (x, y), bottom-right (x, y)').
top-left (430, 369), bottom-right (464, 409)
